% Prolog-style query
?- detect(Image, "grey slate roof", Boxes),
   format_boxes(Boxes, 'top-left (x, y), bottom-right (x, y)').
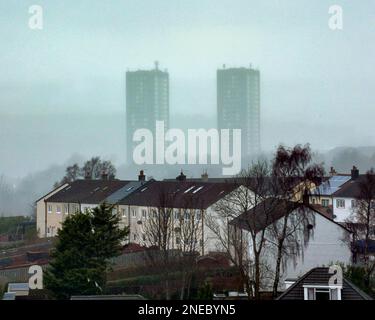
top-left (231, 198), bottom-right (351, 234)
top-left (119, 180), bottom-right (239, 209)
top-left (104, 181), bottom-right (149, 204)
top-left (45, 179), bottom-right (131, 204)
top-left (277, 267), bottom-right (373, 300)
top-left (332, 174), bottom-right (368, 198)
top-left (230, 198), bottom-right (299, 233)
top-left (312, 175), bottom-right (351, 196)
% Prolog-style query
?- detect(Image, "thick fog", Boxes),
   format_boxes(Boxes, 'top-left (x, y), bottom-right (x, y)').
top-left (0, 0), bottom-right (374, 215)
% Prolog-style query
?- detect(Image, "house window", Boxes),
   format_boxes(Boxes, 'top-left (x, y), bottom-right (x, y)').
top-left (64, 204), bottom-right (69, 215)
top-left (152, 210), bottom-right (157, 218)
top-left (304, 287), bottom-right (341, 300)
top-left (48, 205), bottom-right (52, 214)
top-left (312, 198), bottom-right (316, 205)
top-left (142, 209), bottom-right (147, 219)
top-left (56, 206), bottom-right (61, 214)
top-left (315, 288), bottom-right (330, 300)
top-left (132, 209), bottom-right (137, 218)
top-left (321, 199), bottom-right (329, 207)
top-left (174, 211), bottom-right (180, 220)
top-left (336, 199), bottom-right (345, 209)
top-left (121, 208), bottom-right (126, 218)
top-left (351, 200), bottom-right (357, 208)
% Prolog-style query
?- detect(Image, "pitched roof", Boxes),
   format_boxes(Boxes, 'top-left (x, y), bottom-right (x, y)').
top-left (277, 267), bottom-right (373, 300)
top-left (309, 204), bottom-right (334, 219)
top-left (164, 176), bottom-right (305, 197)
top-left (45, 179), bottom-right (131, 204)
top-left (230, 198), bottom-right (299, 233)
top-left (104, 181), bottom-right (149, 204)
top-left (332, 175), bottom-right (367, 198)
top-left (119, 180), bottom-right (238, 209)
top-left (231, 198), bottom-right (350, 234)
top-left (312, 175), bottom-right (351, 196)
top-left (35, 183), bottom-right (69, 203)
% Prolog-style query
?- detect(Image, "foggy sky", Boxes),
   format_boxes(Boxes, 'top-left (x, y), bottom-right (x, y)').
top-left (0, 0), bottom-right (375, 178)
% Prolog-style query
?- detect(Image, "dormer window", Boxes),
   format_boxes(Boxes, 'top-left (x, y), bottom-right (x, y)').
top-left (303, 286), bottom-right (341, 300)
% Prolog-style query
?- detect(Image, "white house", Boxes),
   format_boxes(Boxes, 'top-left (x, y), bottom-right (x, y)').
top-left (35, 179), bottom-right (138, 237)
top-left (231, 198), bottom-right (352, 291)
top-left (117, 180), bottom-right (246, 254)
top-left (331, 167), bottom-right (364, 222)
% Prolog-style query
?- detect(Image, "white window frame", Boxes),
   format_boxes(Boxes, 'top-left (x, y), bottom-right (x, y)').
top-left (56, 205), bottom-right (62, 215)
top-left (47, 205), bottom-right (52, 214)
top-left (142, 209), bottom-right (147, 219)
top-left (336, 199), bottom-right (345, 209)
top-left (303, 285), bottom-right (342, 300)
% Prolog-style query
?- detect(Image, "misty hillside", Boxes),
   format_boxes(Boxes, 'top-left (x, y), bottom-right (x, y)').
top-left (1, 145), bottom-right (375, 217)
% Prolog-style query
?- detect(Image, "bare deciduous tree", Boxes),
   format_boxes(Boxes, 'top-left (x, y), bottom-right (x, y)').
top-left (175, 196), bottom-right (204, 299)
top-left (206, 161), bottom-right (272, 299)
top-left (269, 144), bottom-right (324, 297)
top-left (142, 186), bottom-right (176, 299)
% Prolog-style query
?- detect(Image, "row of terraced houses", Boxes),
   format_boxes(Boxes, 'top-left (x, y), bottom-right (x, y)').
top-left (35, 167), bottom-right (372, 292)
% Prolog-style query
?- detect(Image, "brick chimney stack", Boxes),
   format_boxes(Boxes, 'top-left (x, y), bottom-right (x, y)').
top-left (138, 170), bottom-right (146, 182)
top-left (351, 166), bottom-right (359, 180)
top-left (176, 171), bottom-right (186, 182)
top-left (201, 171), bottom-right (209, 182)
